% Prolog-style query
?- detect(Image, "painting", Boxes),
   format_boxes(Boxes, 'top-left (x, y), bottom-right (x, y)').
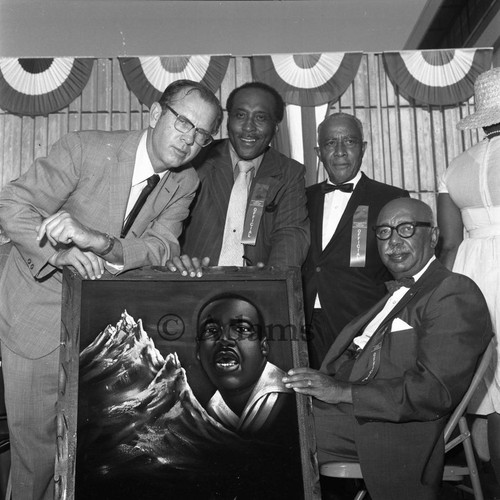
top-left (55, 266), bottom-right (320, 500)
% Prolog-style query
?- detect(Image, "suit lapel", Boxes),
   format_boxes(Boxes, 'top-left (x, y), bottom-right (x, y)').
top-left (346, 260), bottom-right (445, 381)
top-left (109, 131), bottom-right (143, 234)
top-left (308, 185), bottom-right (325, 254)
top-left (320, 294), bottom-right (390, 373)
top-left (251, 147), bottom-right (281, 206)
top-left (205, 142), bottom-right (235, 224)
top-left (129, 170), bottom-right (180, 236)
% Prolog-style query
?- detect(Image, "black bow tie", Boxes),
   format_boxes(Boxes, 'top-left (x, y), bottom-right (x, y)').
top-left (385, 277), bottom-right (415, 295)
top-left (321, 182), bottom-right (354, 194)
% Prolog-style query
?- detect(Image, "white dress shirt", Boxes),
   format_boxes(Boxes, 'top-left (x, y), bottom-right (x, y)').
top-left (124, 131), bottom-right (167, 219)
top-left (315, 171), bottom-right (362, 308)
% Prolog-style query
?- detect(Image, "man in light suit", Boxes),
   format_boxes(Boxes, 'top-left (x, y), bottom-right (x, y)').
top-left (302, 112), bottom-right (409, 369)
top-left (0, 79), bottom-right (222, 499)
top-left (166, 82), bottom-right (309, 276)
top-left (285, 198), bottom-right (492, 500)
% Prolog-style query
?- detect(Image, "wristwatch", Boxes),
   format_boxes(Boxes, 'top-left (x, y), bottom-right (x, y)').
top-left (98, 233), bottom-right (115, 256)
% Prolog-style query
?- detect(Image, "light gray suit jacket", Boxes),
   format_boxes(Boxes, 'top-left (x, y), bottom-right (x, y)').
top-left (0, 130), bottom-right (199, 358)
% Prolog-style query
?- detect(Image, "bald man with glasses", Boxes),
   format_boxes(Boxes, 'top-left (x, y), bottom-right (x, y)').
top-left (284, 198), bottom-right (492, 500)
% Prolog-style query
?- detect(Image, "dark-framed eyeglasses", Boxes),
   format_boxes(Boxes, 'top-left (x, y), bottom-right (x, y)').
top-left (197, 322), bottom-right (260, 342)
top-left (164, 103), bottom-right (213, 147)
top-left (373, 221), bottom-right (433, 241)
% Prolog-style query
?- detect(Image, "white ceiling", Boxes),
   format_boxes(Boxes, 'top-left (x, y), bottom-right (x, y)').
top-left (0, 0), bottom-right (431, 57)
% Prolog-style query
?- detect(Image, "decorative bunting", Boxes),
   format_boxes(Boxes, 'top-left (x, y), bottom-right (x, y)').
top-left (119, 56), bottom-right (230, 108)
top-left (251, 53), bottom-right (363, 107)
top-left (0, 58), bottom-right (94, 116)
top-left (383, 48), bottom-right (493, 106)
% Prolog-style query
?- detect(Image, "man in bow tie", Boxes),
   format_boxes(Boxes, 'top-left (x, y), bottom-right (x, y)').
top-left (166, 82), bottom-right (310, 276)
top-left (302, 112), bottom-right (409, 368)
top-left (285, 198), bottom-right (492, 500)
top-left (0, 79), bottom-right (223, 500)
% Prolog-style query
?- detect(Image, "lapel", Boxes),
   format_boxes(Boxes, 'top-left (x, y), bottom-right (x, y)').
top-left (128, 169), bottom-right (180, 236)
top-left (320, 294), bottom-right (390, 374)
top-left (374, 259), bottom-right (444, 324)
top-left (322, 173), bottom-right (368, 254)
top-left (307, 184), bottom-right (325, 254)
top-left (109, 131), bottom-right (143, 234)
top-left (250, 146), bottom-right (282, 207)
top-left (346, 259), bottom-right (444, 382)
top-left (204, 141), bottom-right (235, 224)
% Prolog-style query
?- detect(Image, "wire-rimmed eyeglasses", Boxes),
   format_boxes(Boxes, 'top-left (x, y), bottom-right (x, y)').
top-left (373, 221), bottom-right (433, 241)
top-left (164, 103), bottom-right (213, 147)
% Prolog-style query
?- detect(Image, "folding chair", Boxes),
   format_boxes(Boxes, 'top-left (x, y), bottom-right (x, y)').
top-left (320, 340), bottom-right (494, 500)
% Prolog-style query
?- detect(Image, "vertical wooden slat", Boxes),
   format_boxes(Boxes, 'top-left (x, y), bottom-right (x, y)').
top-left (0, 54), bottom-right (484, 203)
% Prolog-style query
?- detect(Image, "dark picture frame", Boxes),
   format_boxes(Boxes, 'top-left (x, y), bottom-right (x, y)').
top-left (55, 266), bottom-right (320, 499)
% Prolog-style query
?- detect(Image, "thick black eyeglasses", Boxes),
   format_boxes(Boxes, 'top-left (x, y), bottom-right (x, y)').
top-left (373, 221), bottom-right (433, 241)
top-left (164, 104), bottom-right (213, 147)
top-left (197, 322), bottom-right (260, 342)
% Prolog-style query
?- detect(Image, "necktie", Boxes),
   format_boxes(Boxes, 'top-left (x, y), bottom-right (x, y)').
top-left (121, 174), bottom-right (160, 238)
top-left (385, 276), bottom-right (415, 295)
top-left (218, 160), bottom-right (254, 265)
top-left (321, 182), bottom-right (354, 194)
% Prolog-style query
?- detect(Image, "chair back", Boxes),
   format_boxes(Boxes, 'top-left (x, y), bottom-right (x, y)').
top-left (444, 340), bottom-right (494, 444)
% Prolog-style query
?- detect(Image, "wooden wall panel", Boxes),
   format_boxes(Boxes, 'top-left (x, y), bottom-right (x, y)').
top-left (0, 53), bottom-right (481, 222)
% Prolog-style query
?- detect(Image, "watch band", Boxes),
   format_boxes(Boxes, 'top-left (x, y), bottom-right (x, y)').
top-left (98, 233), bottom-right (115, 256)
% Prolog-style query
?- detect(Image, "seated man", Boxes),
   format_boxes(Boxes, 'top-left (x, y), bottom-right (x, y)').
top-left (196, 293), bottom-right (294, 436)
top-left (283, 198), bottom-right (492, 500)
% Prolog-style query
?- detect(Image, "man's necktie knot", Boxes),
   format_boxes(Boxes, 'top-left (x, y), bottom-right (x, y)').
top-left (237, 160), bottom-right (254, 175)
top-left (385, 276), bottom-right (415, 295)
top-left (321, 182), bottom-right (354, 194)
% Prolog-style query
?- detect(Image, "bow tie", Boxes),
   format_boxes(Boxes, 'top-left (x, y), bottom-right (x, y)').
top-left (385, 277), bottom-right (415, 295)
top-left (321, 182), bottom-right (354, 194)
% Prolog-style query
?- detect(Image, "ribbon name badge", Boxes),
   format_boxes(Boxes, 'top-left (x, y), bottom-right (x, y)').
top-left (241, 182), bottom-right (270, 245)
top-left (350, 205), bottom-right (369, 268)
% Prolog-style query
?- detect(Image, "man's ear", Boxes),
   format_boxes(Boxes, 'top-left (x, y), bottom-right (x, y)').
top-left (314, 146), bottom-right (321, 161)
top-left (260, 338), bottom-right (269, 358)
top-left (149, 102), bottom-right (162, 128)
top-left (361, 141), bottom-right (367, 159)
top-left (430, 226), bottom-right (440, 248)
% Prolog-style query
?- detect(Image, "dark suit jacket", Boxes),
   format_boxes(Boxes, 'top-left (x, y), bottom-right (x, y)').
top-left (302, 173), bottom-right (408, 341)
top-left (318, 259), bottom-right (492, 499)
top-left (181, 139), bottom-right (310, 268)
top-left (0, 130), bottom-right (199, 358)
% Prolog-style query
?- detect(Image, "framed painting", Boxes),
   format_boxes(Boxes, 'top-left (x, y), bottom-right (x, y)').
top-left (55, 266), bottom-right (321, 499)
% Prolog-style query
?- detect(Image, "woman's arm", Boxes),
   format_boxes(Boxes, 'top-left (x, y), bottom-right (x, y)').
top-left (437, 193), bottom-right (464, 270)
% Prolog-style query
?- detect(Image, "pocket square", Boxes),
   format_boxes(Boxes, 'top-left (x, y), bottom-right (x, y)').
top-left (391, 318), bottom-right (412, 332)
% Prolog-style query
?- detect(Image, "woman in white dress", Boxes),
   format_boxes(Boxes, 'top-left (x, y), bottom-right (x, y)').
top-left (438, 66), bottom-right (500, 483)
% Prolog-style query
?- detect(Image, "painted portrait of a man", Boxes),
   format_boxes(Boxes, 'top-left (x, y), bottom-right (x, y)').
top-left (73, 285), bottom-right (304, 500)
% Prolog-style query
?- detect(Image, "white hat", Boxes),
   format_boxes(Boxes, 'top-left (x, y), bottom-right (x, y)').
top-left (457, 67), bottom-right (500, 130)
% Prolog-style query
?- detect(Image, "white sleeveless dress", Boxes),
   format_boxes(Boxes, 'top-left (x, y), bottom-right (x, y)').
top-left (439, 135), bottom-right (500, 414)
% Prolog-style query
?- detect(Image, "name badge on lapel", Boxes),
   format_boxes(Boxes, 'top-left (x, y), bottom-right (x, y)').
top-left (350, 205), bottom-right (368, 268)
top-left (242, 182), bottom-right (270, 245)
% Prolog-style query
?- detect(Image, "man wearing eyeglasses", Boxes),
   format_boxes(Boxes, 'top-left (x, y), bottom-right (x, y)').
top-left (0, 79), bottom-right (222, 500)
top-left (166, 81), bottom-right (309, 276)
top-left (302, 112), bottom-right (409, 370)
top-left (284, 198), bottom-right (492, 500)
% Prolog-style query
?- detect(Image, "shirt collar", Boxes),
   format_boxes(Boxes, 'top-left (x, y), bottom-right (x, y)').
top-left (326, 170), bottom-right (362, 189)
top-left (412, 255), bottom-right (436, 282)
top-left (229, 142), bottom-right (264, 176)
top-left (132, 131), bottom-right (167, 186)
